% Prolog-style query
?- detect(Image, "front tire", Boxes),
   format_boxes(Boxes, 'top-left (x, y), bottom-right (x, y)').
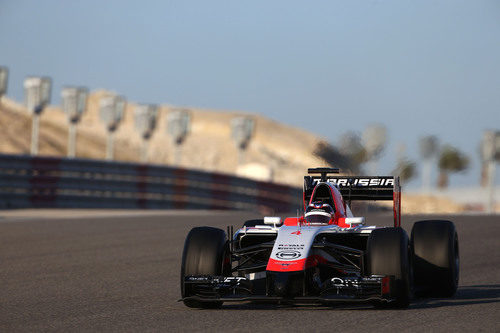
top-left (180, 226), bottom-right (228, 308)
top-left (411, 220), bottom-right (459, 297)
top-left (367, 227), bottom-right (411, 308)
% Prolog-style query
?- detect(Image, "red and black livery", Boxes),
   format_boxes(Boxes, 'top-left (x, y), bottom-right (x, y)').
top-left (180, 168), bottom-right (459, 308)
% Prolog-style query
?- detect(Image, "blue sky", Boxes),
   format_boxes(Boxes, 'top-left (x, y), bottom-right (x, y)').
top-left (1, 0), bottom-right (499, 188)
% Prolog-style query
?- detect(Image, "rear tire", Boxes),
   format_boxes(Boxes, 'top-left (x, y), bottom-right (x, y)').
top-left (180, 226), bottom-right (228, 308)
top-left (367, 227), bottom-right (411, 308)
top-left (411, 220), bottom-right (459, 297)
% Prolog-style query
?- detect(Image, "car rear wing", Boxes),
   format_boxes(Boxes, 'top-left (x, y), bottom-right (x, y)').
top-left (305, 169), bottom-right (401, 227)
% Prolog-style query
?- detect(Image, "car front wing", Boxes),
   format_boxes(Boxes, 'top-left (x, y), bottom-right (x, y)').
top-left (181, 274), bottom-right (395, 304)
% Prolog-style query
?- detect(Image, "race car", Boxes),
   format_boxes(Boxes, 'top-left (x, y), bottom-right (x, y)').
top-left (180, 168), bottom-right (459, 308)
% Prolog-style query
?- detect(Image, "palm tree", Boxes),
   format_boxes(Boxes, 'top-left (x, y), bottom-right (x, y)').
top-left (393, 159), bottom-right (416, 183)
top-left (437, 145), bottom-right (469, 188)
top-left (338, 131), bottom-right (369, 173)
top-left (313, 132), bottom-right (369, 174)
top-left (313, 140), bottom-right (358, 173)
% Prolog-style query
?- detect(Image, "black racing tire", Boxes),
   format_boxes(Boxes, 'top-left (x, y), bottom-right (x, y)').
top-left (243, 219), bottom-right (264, 227)
top-left (411, 220), bottom-right (459, 297)
top-left (180, 226), bottom-right (228, 308)
top-left (367, 227), bottom-right (411, 308)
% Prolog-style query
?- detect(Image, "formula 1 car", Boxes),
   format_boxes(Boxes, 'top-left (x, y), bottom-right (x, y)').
top-left (180, 168), bottom-right (459, 308)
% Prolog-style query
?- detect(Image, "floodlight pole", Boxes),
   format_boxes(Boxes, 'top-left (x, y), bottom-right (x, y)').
top-left (174, 143), bottom-right (182, 166)
top-left (106, 127), bottom-right (115, 161)
top-left (68, 120), bottom-right (77, 158)
top-left (62, 87), bottom-right (88, 158)
top-left (237, 147), bottom-right (246, 165)
top-left (134, 104), bottom-right (158, 163)
top-left (100, 95), bottom-right (125, 161)
top-left (105, 122), bottom-right (121, 161)
top-left (140, 133), bottom-right (150, 163)
top-left (0, 66), bottom-right (8, 106)
top-left (167, 109), bottom-right (190, 166)
top-left (31, 113), bottom-right (40, 155)
top-left (231, 116), bottom-right (254, 167)
top-left (141, 136), bottom-right (147, 163)
top-left (25, 76), bottom-right (51, 156)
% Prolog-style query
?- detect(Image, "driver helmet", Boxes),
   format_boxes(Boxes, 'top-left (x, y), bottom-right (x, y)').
top-left (305, 201), bottom-right (334, 224)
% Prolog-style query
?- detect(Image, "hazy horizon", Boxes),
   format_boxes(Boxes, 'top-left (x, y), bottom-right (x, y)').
top-left (1, 0), bottom-right (499, 188)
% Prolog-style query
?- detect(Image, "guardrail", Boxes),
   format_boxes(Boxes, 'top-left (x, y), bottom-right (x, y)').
top-left (0, 154), bottom-right (302, 212)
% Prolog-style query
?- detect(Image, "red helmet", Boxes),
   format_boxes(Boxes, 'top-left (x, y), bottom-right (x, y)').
top-left (305, 201), bottom-right (334, 224)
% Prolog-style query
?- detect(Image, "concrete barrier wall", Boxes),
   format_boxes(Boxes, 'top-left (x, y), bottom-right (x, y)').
top-left (0, 154), bottom-right (302, 212)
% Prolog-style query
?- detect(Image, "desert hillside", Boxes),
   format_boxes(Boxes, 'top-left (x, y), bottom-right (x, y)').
top-left (0, 92), bottom-right (327, 187)
top-left (0, 93), bottom-right (471, 214)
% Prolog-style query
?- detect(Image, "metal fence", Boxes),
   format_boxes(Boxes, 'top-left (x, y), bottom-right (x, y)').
top-left (0, 154), bottom-right (302, 212)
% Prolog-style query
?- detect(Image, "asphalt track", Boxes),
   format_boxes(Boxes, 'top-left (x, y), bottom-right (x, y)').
top-left (1, 210), bottom-right (499, 332)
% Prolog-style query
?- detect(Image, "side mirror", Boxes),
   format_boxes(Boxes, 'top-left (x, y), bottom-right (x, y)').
top-left (264, 216), bottom-right (281, 227)
top-left (344, 217), bottom-right (365, 227)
